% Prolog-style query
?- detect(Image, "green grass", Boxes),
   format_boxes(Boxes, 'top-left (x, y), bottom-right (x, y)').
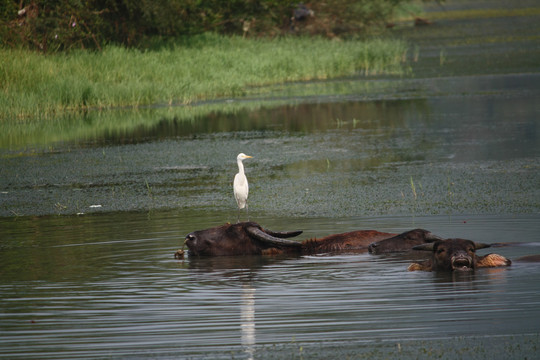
top-left (0, 33), bottom-right (408, 121)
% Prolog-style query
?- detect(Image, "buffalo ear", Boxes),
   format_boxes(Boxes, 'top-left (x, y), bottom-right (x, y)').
top-left (412, 243), bottom-right (436, 251)
top-left (474, 242), bottom-right (491, 250)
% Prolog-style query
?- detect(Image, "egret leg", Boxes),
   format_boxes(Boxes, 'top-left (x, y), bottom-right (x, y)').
top-left (246, 202), bottom-right (249, 221)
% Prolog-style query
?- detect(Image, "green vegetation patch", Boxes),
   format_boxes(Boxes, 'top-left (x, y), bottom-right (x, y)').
top-left (0, 33), bottom-right (407, 122)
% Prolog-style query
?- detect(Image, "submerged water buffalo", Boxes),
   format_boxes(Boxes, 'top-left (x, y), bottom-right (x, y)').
top-left (407, 238), bottom-right (512, 271)
top-left (368, 229), bottom-right (443, 254)
top-left (183, 222), bottom-right (445, 257)
top-left (184, 222), bottom-right (303, 257)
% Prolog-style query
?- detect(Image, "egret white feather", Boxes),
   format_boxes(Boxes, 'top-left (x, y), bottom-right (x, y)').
top-left (234, 153), bottom-right (253, 221)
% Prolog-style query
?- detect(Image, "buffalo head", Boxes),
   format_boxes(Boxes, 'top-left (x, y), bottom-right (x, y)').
top-left (411, 238), bottom-right (492, 271)
top-left (368, 229), bottom-right (443, 254)
top-left (184, 222), bottom-right (303, 256)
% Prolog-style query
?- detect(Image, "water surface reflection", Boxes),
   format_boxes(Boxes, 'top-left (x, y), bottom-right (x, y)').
top-left (241, 285), bottom-right (256, 360)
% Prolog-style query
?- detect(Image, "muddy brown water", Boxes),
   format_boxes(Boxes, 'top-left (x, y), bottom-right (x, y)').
top-left (1, 0), bottom-right (540, 358)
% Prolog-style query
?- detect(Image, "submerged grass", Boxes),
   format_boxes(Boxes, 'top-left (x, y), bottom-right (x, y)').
top-left (0, 33), bottom-right (408, 122)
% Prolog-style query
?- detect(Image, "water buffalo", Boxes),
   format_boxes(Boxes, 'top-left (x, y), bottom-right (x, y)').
top-left (368, 229), bottom-right (443, 254)
top-left (407, 238), bottom-right (512, 271)
top-left (300, 229), bottom-right (396, 254)
top-left (183, 222), bottom-right (444, 257)
top-left (184, 222), bottom-right (303, 257)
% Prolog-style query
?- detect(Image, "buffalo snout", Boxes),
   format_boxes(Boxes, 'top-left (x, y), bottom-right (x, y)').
top-left (450, 251), bottom-right (474, 271)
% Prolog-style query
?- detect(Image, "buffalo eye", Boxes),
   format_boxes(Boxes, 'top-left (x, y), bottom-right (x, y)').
top-left (468, 247), bottom-right (475, 253)
top-left (186, 234), bottom-right (196, 241)
top-left (437, 248), bottom-right (445, 254)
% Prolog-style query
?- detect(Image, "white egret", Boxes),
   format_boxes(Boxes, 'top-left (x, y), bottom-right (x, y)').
top-left (234, 153), bottom-right (253, 222)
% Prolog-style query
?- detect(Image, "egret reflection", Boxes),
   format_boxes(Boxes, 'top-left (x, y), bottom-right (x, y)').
top-left (241, 284), bottom-right (256, 360)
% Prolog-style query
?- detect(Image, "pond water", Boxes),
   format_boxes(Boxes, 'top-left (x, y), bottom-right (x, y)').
top-left (1, 0), bottom-right (540, 358)
top-left (1, 213), bottom-right (540, 359)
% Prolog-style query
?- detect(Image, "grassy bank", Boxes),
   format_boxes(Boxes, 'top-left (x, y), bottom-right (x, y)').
top-left (0, 33), bottom-right (408, 121)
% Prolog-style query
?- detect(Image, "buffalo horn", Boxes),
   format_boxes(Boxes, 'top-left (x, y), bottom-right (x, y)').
top-left (473, 242), bottom-right (491, 250)
top-left (413, 243), bottom-right (435, 251)
top-left (265, 229), bottom-right (303, 239)
top-left (413, 240), bottom-right (492, 251)
top-left (425, 232), bottom-right (444, 242)
top-left (246, 226), bottom-right (303, 248)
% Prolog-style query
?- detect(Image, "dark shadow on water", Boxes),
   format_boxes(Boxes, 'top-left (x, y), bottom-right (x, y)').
top-left (432, 269), bottom-right (477, 284)
top-left (181, 254), bottom-right (294, 275)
